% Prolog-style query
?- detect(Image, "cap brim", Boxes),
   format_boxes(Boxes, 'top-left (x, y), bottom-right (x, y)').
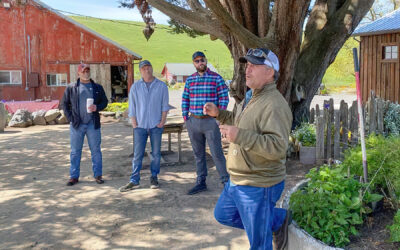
top-left (243, 55), bottom-right (265, 65)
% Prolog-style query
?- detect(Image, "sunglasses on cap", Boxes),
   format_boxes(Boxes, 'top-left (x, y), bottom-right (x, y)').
top-left (194, 58), bottom-right (206, 63)
top-left (246, 48), bottom-right (271, 59)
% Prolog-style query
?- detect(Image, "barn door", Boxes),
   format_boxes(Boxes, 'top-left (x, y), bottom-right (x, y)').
top-left (70, 64), bottom-right (111, 100)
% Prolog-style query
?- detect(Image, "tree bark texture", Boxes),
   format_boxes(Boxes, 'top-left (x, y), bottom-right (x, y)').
top-left (144, 0), bottom-right (374, 126)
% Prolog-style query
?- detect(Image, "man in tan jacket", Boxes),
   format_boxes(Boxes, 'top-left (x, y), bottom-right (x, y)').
top-left (204, 48), bottom-right (292, 250)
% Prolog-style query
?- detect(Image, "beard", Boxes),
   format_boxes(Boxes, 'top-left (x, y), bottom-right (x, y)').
top-left (81, 73), bottom-right (90, 81)
top-left (195, 64), bottom-right (207, 73)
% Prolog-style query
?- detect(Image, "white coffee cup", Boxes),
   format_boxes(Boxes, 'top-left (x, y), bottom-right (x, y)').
top-left (86, 98), bottom-right (94, 113)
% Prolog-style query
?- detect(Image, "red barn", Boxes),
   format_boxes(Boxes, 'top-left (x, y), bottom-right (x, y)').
top-left (0, 0), bottom-right (141, 102)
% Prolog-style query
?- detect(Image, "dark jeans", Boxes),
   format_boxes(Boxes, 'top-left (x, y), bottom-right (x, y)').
top-left (186, 116), bottom-right (229, 183)
top-left (214, 180), bottom-right (287, 250)
top-left (130, 127), bottom-right (163, 184)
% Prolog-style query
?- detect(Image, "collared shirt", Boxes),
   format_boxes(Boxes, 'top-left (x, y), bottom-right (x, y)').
top-left (128, 77), bottom-right (169, 129)
top-left (181, 68), bottom-right (229, 120)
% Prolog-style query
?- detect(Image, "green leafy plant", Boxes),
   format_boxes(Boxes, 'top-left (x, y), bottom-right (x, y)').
top-left (290, 165), bottom-right (383, 247)
top-left (293, 123), bottom-right (316, 147)
top-left (342, 134), bottom-right (400, 205)
top-left (388, 210), bottom-right (400, 242)
top-left (384, 103), bottom-right (400, 136)
top-left (104, 102), bottom-right (129, 112)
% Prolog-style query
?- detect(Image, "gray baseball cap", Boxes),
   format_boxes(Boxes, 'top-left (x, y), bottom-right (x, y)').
top-left (139, 60), bottom-right (152, 69)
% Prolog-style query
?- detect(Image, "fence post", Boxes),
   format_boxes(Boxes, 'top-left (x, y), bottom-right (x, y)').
top-left (334, 111), bottom-right (341, 160)
top-left (340, 101), bottom-right (349, 158)
top-left (377, 98), bottom-right (384, 135)
top-left (316, 116), bottom-right (325, 165)
top-left (316, 104), bottom-right (320, 118)
top-left (350, 100), bottom-right (358, 145)
top-left (310, 108), bottom-right (315, 124)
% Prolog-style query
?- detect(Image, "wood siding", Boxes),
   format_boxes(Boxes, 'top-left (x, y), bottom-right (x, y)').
top-left (360, 33), bottom-right (400, 103)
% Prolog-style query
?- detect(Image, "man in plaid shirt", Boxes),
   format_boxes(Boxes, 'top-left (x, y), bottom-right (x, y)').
top-left (182, 51), bottom-right (229, 195)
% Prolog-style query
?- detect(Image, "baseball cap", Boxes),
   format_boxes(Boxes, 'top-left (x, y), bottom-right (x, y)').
top-left (192, 51), bottom-right (206, 60)
top-left (78, 63), bottom-right (90, 72)
top-left (239, 48), bottom-right (279, 72)
top-left (139, 60), bottom-right (152, 69)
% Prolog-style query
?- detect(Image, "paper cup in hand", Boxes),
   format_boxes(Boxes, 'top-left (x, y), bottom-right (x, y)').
top-left (86, 98), bottom-right (94, 113)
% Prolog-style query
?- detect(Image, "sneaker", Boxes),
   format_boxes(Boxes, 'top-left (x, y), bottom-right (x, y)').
top-left (66, 178), bottom-right (79, 186)
top-left (150, 177), bottom-right (159, 189)
top-left (119, 182), bottom-right (140, 192)
top-left (187, 180), bottom-right (207, 195)
top-left (95, 176), bottom-right (104, 184)
top-left (273, 210), bottom-right (292, 250)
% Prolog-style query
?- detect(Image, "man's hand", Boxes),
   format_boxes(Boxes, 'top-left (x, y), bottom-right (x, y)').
top-left (131, 118), bottom-right (138, 128)
top-left (219, 124), bottom-right (239, 143)
top-left (88, 104), bottom-right (97, 112)
top-left (203, 102), bottom-right (219, 117)
top-left (157, 120), bottom-right (166, 128)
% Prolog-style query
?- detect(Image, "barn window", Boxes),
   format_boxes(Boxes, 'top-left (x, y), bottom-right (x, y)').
top-left (383, 45), bottom-right (398, 60)
top-left (0, 71), bottom-right (22, 85)
top-left (46, 73), bottom-right (67, 86)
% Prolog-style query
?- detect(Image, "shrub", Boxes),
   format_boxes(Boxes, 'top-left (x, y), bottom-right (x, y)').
top-left (384, 103), bottom-right (400, 136)
top-left (293, 123), bottom-right (316, 147)
top-left (342, 134), bottom-right (400, 204)
top-left (389, 210), bottom-right (400, 242)
top-left (290, 165), bottom-right (383, 247)
top-left (104, 102), bottom-right (128, 112)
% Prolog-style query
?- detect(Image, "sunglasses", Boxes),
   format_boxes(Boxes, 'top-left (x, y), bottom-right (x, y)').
top-left (194, 58), bottom-right (205, 63)
top-left (246, 48), bottom-right (270, 59)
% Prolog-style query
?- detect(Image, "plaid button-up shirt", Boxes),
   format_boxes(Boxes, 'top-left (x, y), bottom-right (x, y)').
top-left (181, 68), bottom-right (229, 120)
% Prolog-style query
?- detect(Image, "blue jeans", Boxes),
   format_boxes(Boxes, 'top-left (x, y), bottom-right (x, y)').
top-left (130, 127), bottom-right (163, 184)
top-left (186, 116), bottom-right (229, 183)
top-left (69, 121), bottom-right (103, 179)
top-left (214, 180), bottom-right (286, 250)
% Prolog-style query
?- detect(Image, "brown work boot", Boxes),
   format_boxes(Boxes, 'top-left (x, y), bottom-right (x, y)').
top-left (95, 176), bottom-right (104, 184)
top-left (66, 178), bottom-right (79, 186)
top-left (273, 210), bottom-right (292, 250)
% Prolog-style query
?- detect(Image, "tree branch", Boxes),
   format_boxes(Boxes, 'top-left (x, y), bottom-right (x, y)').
top-left (147, 0), bottom-right (227, 41)
top-left (203, 0), bottom-right (264, 48)
top-left (258, 0), bottom-right (271, 37)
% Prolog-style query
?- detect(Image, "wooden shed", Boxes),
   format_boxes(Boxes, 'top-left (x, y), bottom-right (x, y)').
top-left (0, 0), bottom-right (142, 102)
top-left (353, 9), bottom-right (400, 103)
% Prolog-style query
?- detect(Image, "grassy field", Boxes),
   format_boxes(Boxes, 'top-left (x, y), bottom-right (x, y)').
top-left (71, 16), bottom-right (233, 80)
top-left (72, 16), bottom-right (357, 93)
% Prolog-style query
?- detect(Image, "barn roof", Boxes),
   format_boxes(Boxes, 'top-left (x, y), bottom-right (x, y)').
top-left (162, 63), bottom-right (218, 76)
top-left (353, 8), bottom-right (400, 36)
top-left (32, 0), bottom-right (142, 60)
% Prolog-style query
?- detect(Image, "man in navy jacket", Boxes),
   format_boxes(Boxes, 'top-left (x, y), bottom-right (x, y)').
top-left (62, 63), bottom-right (108, 186)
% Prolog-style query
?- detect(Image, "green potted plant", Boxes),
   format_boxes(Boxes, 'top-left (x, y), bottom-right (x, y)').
top-left (293, 123), bottom-right (316, 165)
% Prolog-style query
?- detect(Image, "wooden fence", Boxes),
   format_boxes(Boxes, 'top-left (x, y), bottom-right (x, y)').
top-left (309, 94), bottom-right (389, 164)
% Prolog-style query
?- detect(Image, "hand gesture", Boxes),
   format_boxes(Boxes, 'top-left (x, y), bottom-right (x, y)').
top-left (219, 124), bottom-right (239, 143)
top-left (203, 102), bottom-right (219, 117)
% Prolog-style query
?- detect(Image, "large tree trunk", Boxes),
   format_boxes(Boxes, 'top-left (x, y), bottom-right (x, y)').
top-left (131, 0), bottom-right (374, 127)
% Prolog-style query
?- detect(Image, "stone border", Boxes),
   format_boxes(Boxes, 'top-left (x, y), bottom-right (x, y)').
top-left (279, 179), bottom-right (344, 250)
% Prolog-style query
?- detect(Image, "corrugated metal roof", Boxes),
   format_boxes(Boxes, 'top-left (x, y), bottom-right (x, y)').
top-left (353, 8), bottom-right (400, 36)
top-left (163, 63), bottom-right (218, 76)
top-left (32, 0), bottom-right (142, 60)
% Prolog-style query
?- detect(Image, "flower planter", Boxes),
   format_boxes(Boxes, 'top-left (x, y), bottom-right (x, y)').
top-left (299, 145), bottom-right (316, 165)
top-left (279, 180), bottom-right (343, 250)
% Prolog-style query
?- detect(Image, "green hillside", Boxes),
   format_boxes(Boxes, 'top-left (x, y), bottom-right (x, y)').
top-left (71, 16), bottom-right (233, 80)
top-left (72, 16), bottom-right (356, 92)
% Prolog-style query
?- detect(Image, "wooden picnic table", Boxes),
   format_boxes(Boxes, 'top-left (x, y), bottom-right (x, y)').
top-left (130, 115), bottom-right (184, 164)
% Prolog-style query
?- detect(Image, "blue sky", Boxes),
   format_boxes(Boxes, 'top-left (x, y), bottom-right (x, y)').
top-left (40, 0), bottom-right (170, 24)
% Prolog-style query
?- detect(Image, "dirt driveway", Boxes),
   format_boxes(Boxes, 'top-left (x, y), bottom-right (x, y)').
top-left (0, 119), bottom-right (311, 250)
